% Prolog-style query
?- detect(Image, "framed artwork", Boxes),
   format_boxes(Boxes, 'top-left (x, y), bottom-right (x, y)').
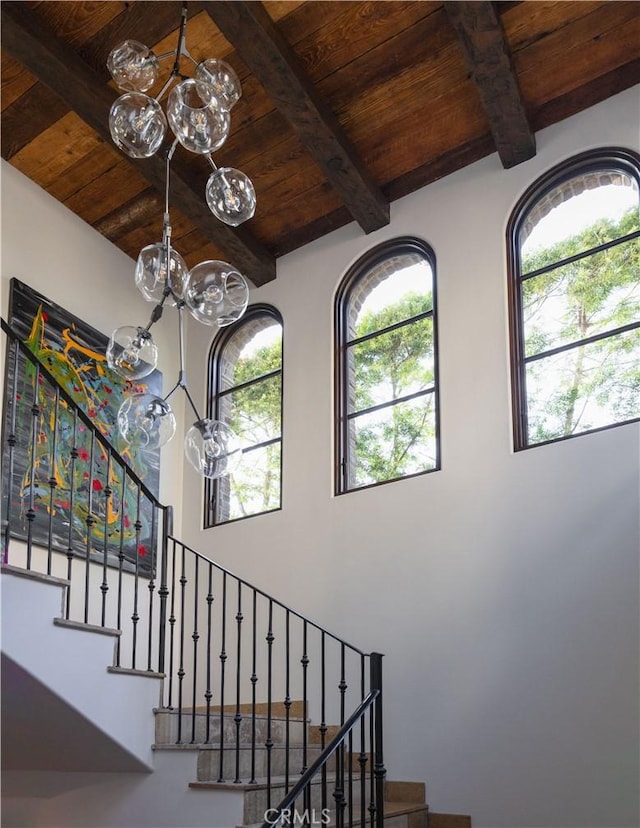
top-left (3, 279), bottom-right (161, 576)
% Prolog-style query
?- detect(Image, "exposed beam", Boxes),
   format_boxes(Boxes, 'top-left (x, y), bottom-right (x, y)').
top-left (443, 1), bottom-right (535, 169)
top-left (1, 1), bottom-right (275, 286)
top-left (203, 0), bottom-right (389, 234)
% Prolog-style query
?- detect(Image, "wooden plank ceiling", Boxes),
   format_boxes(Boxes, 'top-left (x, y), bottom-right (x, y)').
top-left (2, 1), bottom-right (639, 287)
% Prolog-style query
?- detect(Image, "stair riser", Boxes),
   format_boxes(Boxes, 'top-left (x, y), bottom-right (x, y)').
top-left (197, 746), bottom-right (327, 781)
top-left (242, 777), bottom-right (374, 825)
top-left (156, 712), bottom-right (306, 746)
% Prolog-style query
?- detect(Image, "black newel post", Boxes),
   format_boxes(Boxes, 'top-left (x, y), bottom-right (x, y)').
top-left (370, 652), bottom-right (386, 828)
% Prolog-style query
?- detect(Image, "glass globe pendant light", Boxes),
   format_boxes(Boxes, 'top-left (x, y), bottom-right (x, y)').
top-left (117, 394), bottom-right (176, 449)
top-left (106, 325), bottom-right (158, 380)
top-left (135, 242), bottom-right (188, 304)
top-left (107, 39), bottom-right (159, 92)
top-left (184, 419), bottom-right (242, 479)
top-left (109, 93), bottom-right (167, 159)
top-left (205, 160), bottom-right (256, 227)
top-left (195, 58), bottom-right (242, 110)
top-left (167, 78), bottom-right (230, 155)
top-left (106, 2), bottom-right (253, 479)
top-left (184, 261), bottom-right (249, 327)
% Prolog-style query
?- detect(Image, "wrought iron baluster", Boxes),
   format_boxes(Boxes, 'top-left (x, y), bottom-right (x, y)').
top-left (190, 554), bottom-right (200, 743)
top-left (147, 503), bottom-right (157, 671)
top-left (234, 581), bottom-right (243, 783)
top-left (3, 341), bottom-right (20, 562)
top-left (348, 729), bottom-right (354, 827)
top-left (320, 631), bottom-right (327, 817)
top-left (337, 642), bottom-right (347, 826)
top-left (359, 655), bottom-right (367, 828)
top-left (218, 570), bottom-right (227, 782)
top-left (177, 541), bottom-right (187, 742)
top-left (46, 386), bottom-right (60, 576)
top-left (115, 466), bottom-right (126, 665)
top-left (368, 689), bottom-right (375, 828)
top-left (25, 364), bottom-right (40, 570)
top-left (371, 653), bottom-right (385, 828)
top-left (167, 538), bottom-right (178, 709)
top-left (83, 432), bottom-right (96, 623)
top-left (284, 609), bottom-right (291, 792)
top-left (250, 589), bottom-right (258, 785)
top-left (100, 448), bottom-right (112, 627)
top-left (301, 620), bottom-right (308, 774)
top-left (157, 505), bottom-right (172, 685)
top-left (65, 410), bottom-right (79, 618)
top-left (131, 485), bottom-right (142, 668)
top-left (205, 562), bottom-right (214, 743)
top-left (265, 599), bottom-right (274, 803)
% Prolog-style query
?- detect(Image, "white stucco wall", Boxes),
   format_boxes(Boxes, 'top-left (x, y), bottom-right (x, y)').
top-left (0, 160), bottom-right (185, 519)
top-left (181, 87), bottom-right (640, 828)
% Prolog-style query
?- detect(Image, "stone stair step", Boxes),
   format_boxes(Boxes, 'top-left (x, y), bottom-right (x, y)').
top-left (155, 709), bottom-right (307, 746)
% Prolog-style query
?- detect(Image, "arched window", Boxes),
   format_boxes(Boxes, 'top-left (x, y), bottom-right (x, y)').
top-left (508, 148), bottom-right (640, 449)
top-left (335, 237), bottom-right (440, 493)
top-left (206, 305), bottom-right (283, 526)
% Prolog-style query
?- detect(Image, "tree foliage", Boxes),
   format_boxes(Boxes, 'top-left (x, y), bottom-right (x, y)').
top-left (350, 293), bottom-right (436, 487)
top-left (521, 207), bottom-right (639, 442)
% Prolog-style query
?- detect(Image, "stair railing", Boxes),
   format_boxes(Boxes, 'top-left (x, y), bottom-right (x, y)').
top-left (1, 317), bottom-right (386, 822)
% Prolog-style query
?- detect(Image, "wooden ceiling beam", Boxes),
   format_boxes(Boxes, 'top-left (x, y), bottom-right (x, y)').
top-left (0, 1), bottom-right (275, 286)
top-left (203, 0), bottom-right (389, 234)
top-left (443, 1), bottom-right (535, 169)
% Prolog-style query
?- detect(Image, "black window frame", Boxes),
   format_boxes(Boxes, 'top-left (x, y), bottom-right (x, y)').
top-left (334, 236), bottom-right (441, 495)
top-left (204, 303), bottom-right (283, 527)
top-left (507, 146), bottom-right (640, 451)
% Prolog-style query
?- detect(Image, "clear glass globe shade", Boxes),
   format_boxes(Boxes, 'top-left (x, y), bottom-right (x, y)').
top-left (109, 92), bottom-right (166, 158)
top-left (205, 167), bottom-right (256, 226)
top-left (117, 395), bottom-right (175, 449)
top-left (135, 243), bottom-right (188, 304)
top-left (107, 40), bottom-right (159, 92)
top-left (106, 326), bottom-right (158, 380)
top-left (166, 78), bottom-right (230, 154)
top-left (184, 419), bottom-right (242, 479)
top-left (195, 59), bottom-right (242, 110)
top-left (184, 261), bottom-right (249, 327)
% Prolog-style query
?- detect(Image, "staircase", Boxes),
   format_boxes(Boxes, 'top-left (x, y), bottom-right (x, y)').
top-left (1, 318), bottom-right (471, 827)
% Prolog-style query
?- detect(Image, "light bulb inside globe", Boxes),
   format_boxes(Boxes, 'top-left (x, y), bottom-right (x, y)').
top-left (184, 419), bottom-right (242, 479)
top-left (135, 243), bottom-right (188, 304)
top-left (109, 92), bottom-right (167, 158)
top-left (107, 326), bottom-right (158, 379)
top-left (205, 167), bottom-right (256, 226)
top-left (167, 78), bottom-right (230, 154)
top-left (195, 59), bottom-right (242, 110)
top-left (184, 261), bottom-right (249, 327)
top-left (107, 40), bottom-right (159, 92)
top-left (117, 394), bottom-right (176, 449)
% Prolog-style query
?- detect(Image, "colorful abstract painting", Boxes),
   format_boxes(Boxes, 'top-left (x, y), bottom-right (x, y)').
top-left (3, 279), bottom-right (161, 576)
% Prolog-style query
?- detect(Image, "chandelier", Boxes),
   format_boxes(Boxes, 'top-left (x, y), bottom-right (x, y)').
top-left (104, 2), bottom-right (253, 479)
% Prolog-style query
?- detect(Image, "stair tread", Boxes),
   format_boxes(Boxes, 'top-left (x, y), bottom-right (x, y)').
top-left (189, 771), bottom-right (371, 792)
top-left (153, 742), bottom-right (317, 751)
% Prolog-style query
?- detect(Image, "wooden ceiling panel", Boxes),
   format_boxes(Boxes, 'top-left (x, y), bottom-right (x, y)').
top-left (47, 143), bottom-right (121, 202)
top-left (11, 112), bottom-right (105, 189)
top-left (501, 1), bottom-right (602, 54)
top-left (64, 158), bottom-right (149, 224)
top-left (27, 0), bottom-right (125, 48)
top-left (290, 1), bottom-right (440, 84)
top-left (515, 2), bottom-right (640, 107)
top-left (2, 0), bottom-right (637, 282)
top-left (0, 50), bottom-right (37, 111)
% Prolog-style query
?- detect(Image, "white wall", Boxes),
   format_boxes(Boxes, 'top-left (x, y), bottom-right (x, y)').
top-left (182, 88), bottom-right (640, 828)
top-left (0, 161), bottom-right (185, 520)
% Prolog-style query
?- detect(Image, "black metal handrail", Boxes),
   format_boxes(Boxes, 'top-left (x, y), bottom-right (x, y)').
top-left (1, 317), bottom-right (386, 821)
top-left (261, 655), bottom-right (385, 828)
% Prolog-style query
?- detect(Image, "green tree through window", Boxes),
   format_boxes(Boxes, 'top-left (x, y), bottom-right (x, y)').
top-left (509, 149), bottom-right (640, 448)
top-left (206, 307), bottom-right (282, 525)
top-left (336, 238), bottom-right (440, 492)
